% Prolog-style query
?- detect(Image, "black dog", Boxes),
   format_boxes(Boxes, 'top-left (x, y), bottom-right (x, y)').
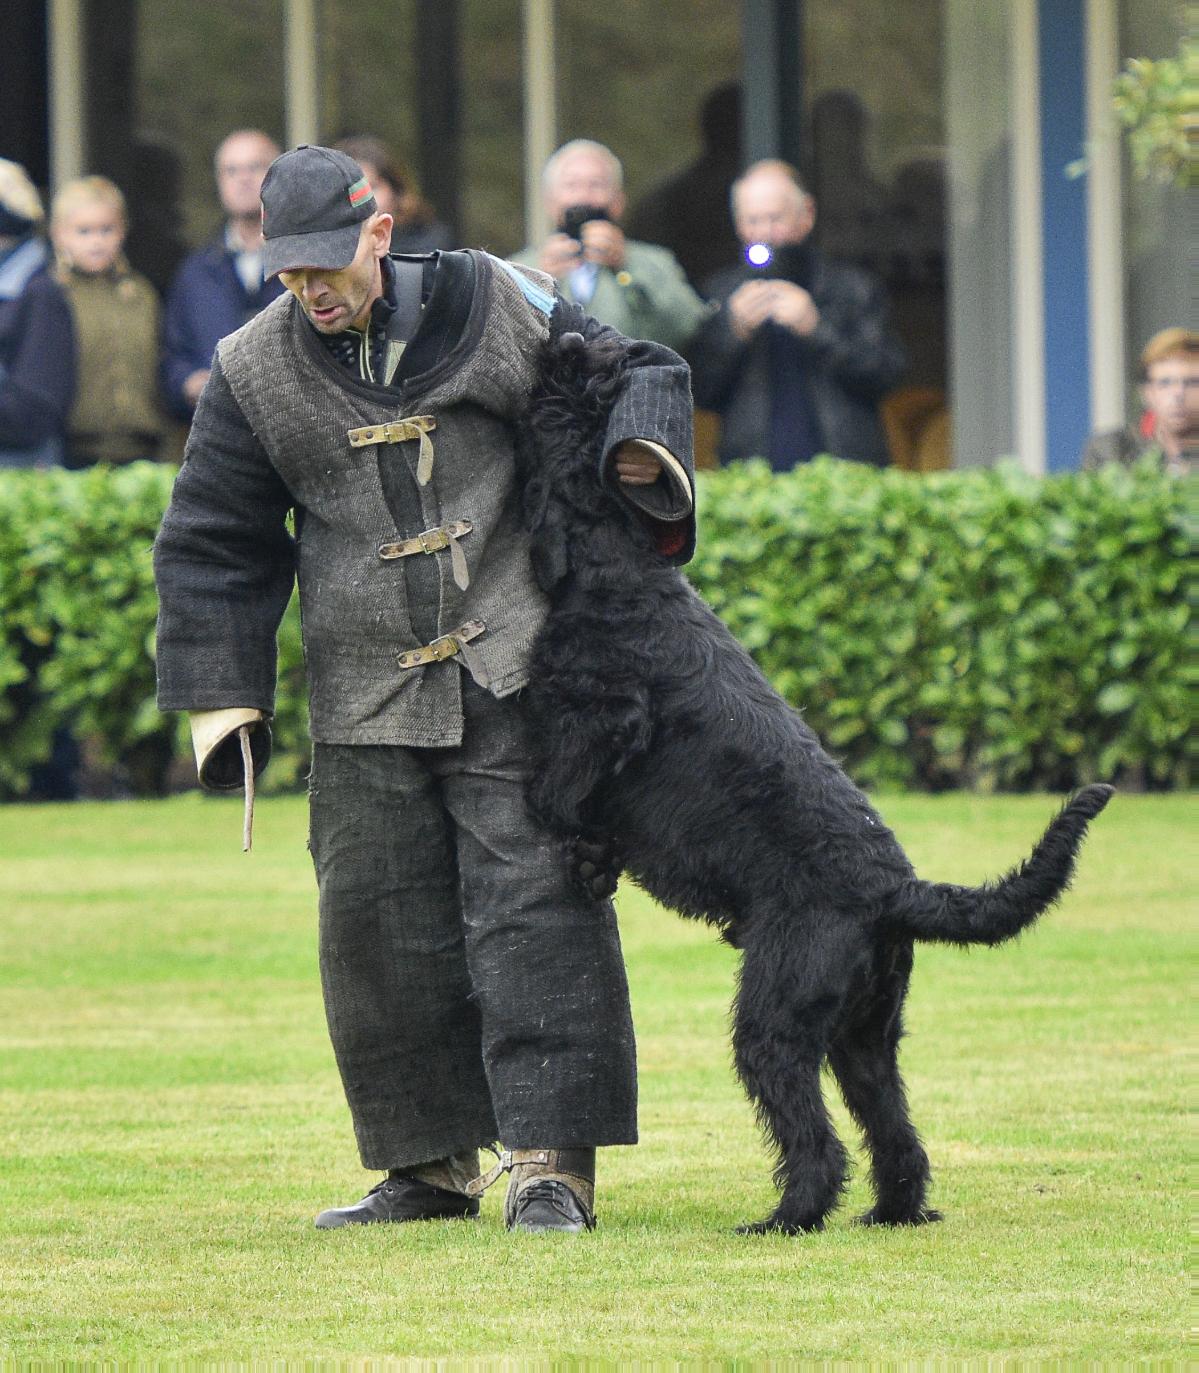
top-left (516, 317), bottom-right (1113, 1235)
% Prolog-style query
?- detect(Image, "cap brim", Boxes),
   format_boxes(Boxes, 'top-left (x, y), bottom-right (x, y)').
top-left (262, 223), bottom-right (362, 278)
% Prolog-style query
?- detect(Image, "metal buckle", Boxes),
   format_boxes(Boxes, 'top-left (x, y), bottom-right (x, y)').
top-left (418, 529), bottom-right (448, 554)
top-left (428, 634), bottom-right (460, 662)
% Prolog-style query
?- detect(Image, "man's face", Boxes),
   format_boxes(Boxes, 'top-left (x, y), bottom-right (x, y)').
top-left (278, 216), bottom-right (391, 334)
top-left (733, 173), bottom-right (814, 249)
top-left (1142, 355), bottom-right (1199, 439)
top-left (53, 200), bottom-right (124, 274)
top-left (545, 151), bottom-right (625, 224)
top-left (216, 133), bottom-right (278, 219)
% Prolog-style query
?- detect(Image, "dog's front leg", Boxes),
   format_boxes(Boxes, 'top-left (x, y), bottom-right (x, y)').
top-left (570, 832), bottom-right (625, 901)
top-left (524, 685), bottom-right (652, 840)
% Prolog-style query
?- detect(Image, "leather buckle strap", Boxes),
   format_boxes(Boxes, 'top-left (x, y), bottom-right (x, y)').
top-left (347, 415), bottom-right (437, 485)
top-left (466, 1142), bottom-right (598, 1230)
top-left (466, 1147), bottom-right (596, 1200)
top-left (395, 619), bottom-right (485, 671)
top-left (347, 415), bottom-right (436, 448)
top-left (378, 520), bottom-right (472, 561)
top-left (379, 520), bottom-right (473, 591)
top-left (466, 1149), bottom-right (536, 1198)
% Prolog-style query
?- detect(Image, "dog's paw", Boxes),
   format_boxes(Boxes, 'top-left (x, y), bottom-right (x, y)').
top-left (571, 835), bottom-right (623, 901)
top-left (855, 1206), bottom-right (943, 1227)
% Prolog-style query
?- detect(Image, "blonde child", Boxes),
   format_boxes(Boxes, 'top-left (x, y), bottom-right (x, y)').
top-left (51, 176), bottom-right (164, 467)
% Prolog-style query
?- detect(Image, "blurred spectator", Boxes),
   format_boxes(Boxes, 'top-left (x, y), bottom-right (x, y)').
top-left (0, 160), bottom-right (76, 468)
top-left (512, 139), bottom-right (707, 354)
top-left (626, 82), bottom-right (743, 290)
top-left (51, 176), bottom-right (165, 468)
top-left (161, 129), bottom-right (283, 419)
top-left (1081, 328), bottom-right (1196, 476)
top-left (688, 159), bottom-right (905, 469)
top-left (333, 134), bottom-right (454, 254)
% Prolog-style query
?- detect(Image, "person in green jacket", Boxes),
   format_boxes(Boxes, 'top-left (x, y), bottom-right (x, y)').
top-left (512, 139), bottom-right (708, 355)
top-left (51, 176), bottom-right (165, 468)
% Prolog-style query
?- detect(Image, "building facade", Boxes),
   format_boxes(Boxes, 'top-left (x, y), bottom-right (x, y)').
top-left (1, 0), bottom-right (1185, 473)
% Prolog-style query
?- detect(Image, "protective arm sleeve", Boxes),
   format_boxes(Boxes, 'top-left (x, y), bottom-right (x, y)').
top-left (153, 353), bottom-right (297, 718)
top-left (582, 314), bottom-right (697, 563)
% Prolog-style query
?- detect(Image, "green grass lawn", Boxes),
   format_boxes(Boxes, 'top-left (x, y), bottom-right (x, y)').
top-left (0, 791), bottom-right (1189, 1362)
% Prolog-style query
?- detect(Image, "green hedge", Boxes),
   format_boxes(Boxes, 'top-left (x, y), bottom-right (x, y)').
top-left (690, 458), bottom-right (1191, 791)
top-left (0, 458), bottom-right (1189, 797)
top-left (0, 464), bottom-right (305, 797)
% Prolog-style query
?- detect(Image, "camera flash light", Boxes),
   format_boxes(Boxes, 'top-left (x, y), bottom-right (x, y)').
top-left (746, 243), bottom-right (773, 267)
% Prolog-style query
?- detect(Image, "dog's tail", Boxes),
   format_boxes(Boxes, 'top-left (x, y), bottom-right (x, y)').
top-left (893, 784), bottom-right (1114, 947)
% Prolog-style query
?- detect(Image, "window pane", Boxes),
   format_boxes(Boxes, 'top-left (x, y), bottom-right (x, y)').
top-left (1119, 0), bottom-right (1189, 389)
top-left (462, 0), bottom-right (524, 253)
top-left (136, 0), bottom-right (285, 249)
top-left (807, 3), bottom-right (948, 395)
top-left (555, 0), bottom-right (741, 210)
top-left (945, 0), bottom-right (1014, 464)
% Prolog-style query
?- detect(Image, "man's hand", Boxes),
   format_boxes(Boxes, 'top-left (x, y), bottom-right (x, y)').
top-left (728, 280), bottom-right (776, 341)
top-left (537, 232), bottom-right (583, 280)
top-left (612, 441), bottom-right (663, 485)
top-left (579, 219), bottom-right (626, 272)
top-left (767, 280), bottom-right (820, 336)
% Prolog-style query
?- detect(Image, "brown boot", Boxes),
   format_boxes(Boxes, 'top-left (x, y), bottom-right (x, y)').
top-left (467, 1147), bottom-right (596, 1232)
top-left (404, 1149), bottom-right (481, 1196)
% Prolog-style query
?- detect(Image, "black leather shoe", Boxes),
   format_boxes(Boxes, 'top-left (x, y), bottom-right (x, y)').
top-left (508, 1178), bottom-right (595, 1233)
top-left (315, 1175), bottom-right (479, 1229)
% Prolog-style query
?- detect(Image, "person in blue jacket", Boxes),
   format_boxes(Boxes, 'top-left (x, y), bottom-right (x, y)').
top-left (160, 130), bottom-right (284, 419)
top-left (0, 159), bottom-right (76, 468)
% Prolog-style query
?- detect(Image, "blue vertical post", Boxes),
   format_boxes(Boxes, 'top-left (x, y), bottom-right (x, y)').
top-left (1038, 0), bottom-right (1092, 471)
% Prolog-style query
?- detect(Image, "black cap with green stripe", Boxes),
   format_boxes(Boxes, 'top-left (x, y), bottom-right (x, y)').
top-left (260, 144), bottom-right (377, 278)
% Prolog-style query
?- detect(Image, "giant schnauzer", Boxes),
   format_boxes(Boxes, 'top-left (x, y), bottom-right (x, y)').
top-left (516, 314), bottom-right (1113, 1235)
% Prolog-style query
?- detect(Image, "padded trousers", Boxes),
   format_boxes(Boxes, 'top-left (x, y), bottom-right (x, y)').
top-left (308, 679), bottom-right (638, 1170)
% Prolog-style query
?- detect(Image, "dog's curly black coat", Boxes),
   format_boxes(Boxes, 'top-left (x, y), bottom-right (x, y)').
top-left (516, 308), bottom-right (1113, 1235)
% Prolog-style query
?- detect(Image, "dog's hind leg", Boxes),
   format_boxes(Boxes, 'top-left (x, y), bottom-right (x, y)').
top-left (827, 938), bottom-right (940, 1226)
top-left (731, 916), bottom-right (857, 1235)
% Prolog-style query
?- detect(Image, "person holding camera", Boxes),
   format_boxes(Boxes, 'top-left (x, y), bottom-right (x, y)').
top-left (512, 140), bottom-right (707, 355)
top-left (688, 159), bottom-right (905, 469)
